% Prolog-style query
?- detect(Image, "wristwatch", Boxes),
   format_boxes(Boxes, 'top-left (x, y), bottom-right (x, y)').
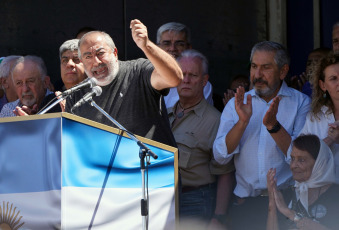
top-left (267, 121), bottom-right (281, 133)
top-left (293, 213), bottom-right (302, 222)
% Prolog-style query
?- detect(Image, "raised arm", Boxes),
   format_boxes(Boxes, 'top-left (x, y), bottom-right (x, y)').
top-left (263, 96), bottom-right (291, 156)
top-left (130, 19), bottom-right (183, 90)
top-left (225, 87), bottom-right (252, 153)
top-left (266, 168), bottom-right (279, 230)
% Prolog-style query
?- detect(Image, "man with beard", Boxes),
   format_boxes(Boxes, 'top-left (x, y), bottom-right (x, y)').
top-left (65, 19), bottom-right (182, 147)
top-left (0, 55), bottom-right (61, 117)
top-left (213, 41), bottom-right (310, 230)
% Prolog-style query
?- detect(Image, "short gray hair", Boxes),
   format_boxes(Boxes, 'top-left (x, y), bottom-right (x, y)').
top-left (250, 41), bottom-right (290, 69)
top-left (177, 49), bottom-right (208, 75)
top-left (12, 55), bottom-right (47, 81)
top-left (78, 31), bottom-right (116, 58)
top-left (156, 22), bottom-right (191, 44)
top-left (59, 39), bottom-right (79, 59)
top-left (0, 55), bottom-right (22, 79)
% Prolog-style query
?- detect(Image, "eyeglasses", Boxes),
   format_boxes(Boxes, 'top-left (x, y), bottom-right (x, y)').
top-left (159, 41), bottom-right (188, 49)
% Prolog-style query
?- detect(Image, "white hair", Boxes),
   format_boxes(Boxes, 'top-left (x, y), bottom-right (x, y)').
top-left (177, 49), bottom-right (209, 75)
top-left (12, 55), bottom-right (47, 81)
top-left (0, 55), bottom-right (22, 79)
top-left (156, 22), bottom-right (191, 44)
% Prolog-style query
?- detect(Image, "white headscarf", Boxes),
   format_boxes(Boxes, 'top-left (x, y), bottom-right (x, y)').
top-left (294, 139), bottom-right (336, 213)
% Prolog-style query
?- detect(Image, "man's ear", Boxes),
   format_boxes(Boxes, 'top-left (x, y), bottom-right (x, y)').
top-left (1, 77), bottom-right (9, 89)
top-left (44, 76), bottom-right (50, 87)
top-left (203, 74), bottom-right (209, 87)
top-left (44, 75), bottom-right (55, 91)
top-left (279, 64), bottom-right (289, 80)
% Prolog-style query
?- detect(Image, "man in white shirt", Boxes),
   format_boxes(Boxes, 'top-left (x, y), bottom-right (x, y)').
top-left (0, 56), bottom-right (60, 117)
top-left (156, 22), bottom-right (213, 108)
top-left (213, 41), bottom-right (310, 230)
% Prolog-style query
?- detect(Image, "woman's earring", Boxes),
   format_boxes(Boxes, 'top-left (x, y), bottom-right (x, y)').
top-left (323, 91), bottom-right (327, 98)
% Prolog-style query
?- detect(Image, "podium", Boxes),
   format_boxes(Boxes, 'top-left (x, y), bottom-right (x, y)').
top-left (0, 113), bottom-right (178, 230)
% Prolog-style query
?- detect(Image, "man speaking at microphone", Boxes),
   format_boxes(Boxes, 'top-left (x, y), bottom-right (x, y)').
top-left (65, 19), bottom-right (183, 147)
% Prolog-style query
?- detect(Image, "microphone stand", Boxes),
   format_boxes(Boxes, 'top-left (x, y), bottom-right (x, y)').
top-left (88, 98), bottom-right (157, 230)
top-left (38, 95), bottom-right (66, 115)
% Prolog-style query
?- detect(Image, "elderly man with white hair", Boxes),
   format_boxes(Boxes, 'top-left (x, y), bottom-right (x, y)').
top-left (0, 55), bottom-right (61, 117)
top-left (0, 55), bottom-right (21, 111)
top-left (156, 22), bottom-right (214, 108)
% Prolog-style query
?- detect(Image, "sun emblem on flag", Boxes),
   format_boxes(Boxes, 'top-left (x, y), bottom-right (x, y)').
top-left (0, 201), bottom-right (25, 230)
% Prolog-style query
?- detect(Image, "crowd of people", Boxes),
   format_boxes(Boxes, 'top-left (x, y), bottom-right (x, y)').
top-left (1, 19), bottom-right (339, 230)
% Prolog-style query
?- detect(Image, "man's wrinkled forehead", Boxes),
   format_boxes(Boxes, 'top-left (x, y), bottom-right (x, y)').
top-left (81, 35), bottom-right (110, 52)
top-left (62, 49), bottom-right (78, 58)
top-left (13, 61), bottom-right (42, 80)
top-left (81, 33), bottom-right (105, 47)
top-left (161, 30), bottom-right (187, 41)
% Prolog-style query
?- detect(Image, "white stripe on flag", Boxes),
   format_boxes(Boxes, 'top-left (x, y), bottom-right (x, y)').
top-left (0, 190), bottom-right (61, 230)
top-left (62, 187), bottom-right (175, 230)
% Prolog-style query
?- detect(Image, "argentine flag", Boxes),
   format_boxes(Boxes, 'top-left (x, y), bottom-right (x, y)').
top-left (0, 116), bottom-right (61, 230)
top-left (0, 113), bottom-right (177, 230)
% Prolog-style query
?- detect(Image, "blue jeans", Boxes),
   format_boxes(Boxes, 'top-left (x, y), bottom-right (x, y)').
top-left (179, 183), bottom-right (216, 225)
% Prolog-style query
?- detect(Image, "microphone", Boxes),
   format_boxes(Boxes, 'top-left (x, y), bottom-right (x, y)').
top-left (62, 78), bottom-right (97, 96)
top-left (71, 86), bottom-right (102, 110)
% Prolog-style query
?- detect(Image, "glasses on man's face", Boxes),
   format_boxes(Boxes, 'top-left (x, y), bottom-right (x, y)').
top-left (61, 56), bottom-right (81, 66)
top-left (159, 41), bottom-right (187, 49)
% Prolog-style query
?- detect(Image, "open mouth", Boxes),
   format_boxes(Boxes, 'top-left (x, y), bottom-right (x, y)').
top-left (93, 68), bottom-right (107, 77)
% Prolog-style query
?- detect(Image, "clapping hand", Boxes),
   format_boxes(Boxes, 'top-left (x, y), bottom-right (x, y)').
top-left (328, 121), bottom-right (339, 144)
top-left (55, 91), bottom-right (66, 112)
top-left (13, 104), bottom-right (38, 116)
top-left (263, 96), bottom-right (280, 130)
top-left (234, 86), bottom-right (252, 123)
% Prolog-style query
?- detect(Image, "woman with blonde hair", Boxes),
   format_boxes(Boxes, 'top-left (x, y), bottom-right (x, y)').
top-left (299, 52), bottom-right (339, 183)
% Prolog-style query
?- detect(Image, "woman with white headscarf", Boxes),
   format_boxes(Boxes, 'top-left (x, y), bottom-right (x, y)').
top-left (266, 134), bottom-right (339, 230)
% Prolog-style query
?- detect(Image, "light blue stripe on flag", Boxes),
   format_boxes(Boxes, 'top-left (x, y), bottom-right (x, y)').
top-left (62, 118), bottom-right (175, 189)
top-left (0, 118), bottom-right (61, 194)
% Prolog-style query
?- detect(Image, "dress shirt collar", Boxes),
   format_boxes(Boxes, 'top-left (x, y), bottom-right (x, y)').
top-left (320, 105), bottom-right (333, 115)
top-left (168, 98), bottom-right (207, 118)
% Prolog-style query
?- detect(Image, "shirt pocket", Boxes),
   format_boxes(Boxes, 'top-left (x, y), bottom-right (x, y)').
top-left (175, 133), bottom-right (198, 169)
